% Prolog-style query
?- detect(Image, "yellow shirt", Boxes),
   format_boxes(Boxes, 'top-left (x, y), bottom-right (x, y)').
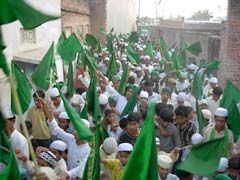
top-left (105, 159), bottom-right (125, 180)
top-left (27, 106), bottom-right (51, 139)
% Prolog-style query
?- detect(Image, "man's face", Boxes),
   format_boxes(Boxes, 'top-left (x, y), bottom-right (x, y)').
top-left (215, 116), bottom-right (226, 131)
top-left (106, 112), bottom-right (116, 124)
top-left (127, 121), bottom-right (139, 135)
top-left (161, 92), bottom-right (170, 103)
top-left (33, 97), bottom-right (42, 108)
top-left (5, 118), bottom-right (15, 136)
top-left (112, 80), bottom-right (120, 90)
top-left (176, 115), bottom-right (187, 126)
top-left (58, 119), bottom-right (69, 130)
top-left (160, 118), bottom-right (169, 128)
top-left (158, 166), bottom-right (170, 180)
top-left (139, 97), bottom-right (148, 105)
top-left (126, 88), bottom-right (133, 100)
top-left (118, 151), bottom-right (130, 166)
top-left (51, 96), bottom-right (61, 107)
top-left (136, 70), bottom-right (142, 77)
top-left (145, 85), bottom-right (153, 95)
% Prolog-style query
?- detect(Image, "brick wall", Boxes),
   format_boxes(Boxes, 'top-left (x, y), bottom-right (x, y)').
top-left (218, 0), bottom-right (240, 88)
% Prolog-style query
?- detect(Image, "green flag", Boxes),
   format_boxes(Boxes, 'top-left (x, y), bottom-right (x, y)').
top-left (106, 34), bottom-right (114, 54)
top-left (196, 99), bottom-right (206, 135)
top-left (144, 42), bottom-right (154, 59)
top-left (57, 85), bottom-right (93, 141)
top-left (56, 32), bottom-right (66, 52)
top-left (67, 63), bottom-right (74, 96)
top-left (126, 45), bottom-right (140, 64)
top-left (85, 33), bottom-right (100, 49)
top-left (118, 64), bottom-right (129, 95)
top-left (121, 88), bottom-right (138, 118)
top-left (159, 36), bottom-right (171, 61)
top-left (11, 61), bottom-right (32, 114)
top-left (121, 103), bottom-right (158, 180)
top-left (0, 0), bottom-right (59, 29)
top-left (220, 81), bottom-right (240, 109)
top-left (199, 59), bottom-right (222, 70)
top-left (177, 138), bottom-right (224, 178)
top-left (0, 113), bottom-right (20, 180)
top-left (0, 31), bottom-right (5, 50)
top-left (98, 27), bottom-right (108, 36)
top-left (128, 31), bottom-right (139, 43)
top-left (80, 105), bottom-right (88, 120)
top-left (31, 42), bottom-right (56, 90)
top-left (192, 70), bottom-right (203, 99)
top-left (82, 50), bottom-right (98, 77)
top-left (178, 41), bottom-right (188, 68)
top-left (228, 101), bottom-right (240, 142)
top-left (187, 41), bottom-right (202, 56)
top-left (106, 52), bottom-right (118, 81)
top-left (58, 33), bottom-right (83, 64)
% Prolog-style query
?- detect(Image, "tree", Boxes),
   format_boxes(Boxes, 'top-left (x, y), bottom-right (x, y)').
top-left (188, 10), bottom-right (213, 21)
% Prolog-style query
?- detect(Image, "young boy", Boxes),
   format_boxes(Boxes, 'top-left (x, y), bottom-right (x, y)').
top-left (101, 143), bottom-right (133, 180)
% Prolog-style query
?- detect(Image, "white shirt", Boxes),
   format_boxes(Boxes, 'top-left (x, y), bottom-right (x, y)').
top-left (48, 119), bottom-right (90, 179)
top-left (148, 92), bottom-right (161, 103)
top-left (206, 96), bottom-right (220, 120)
top-left (176, 80), bottom-right (190, 92)
top-left (158, 173), bottom-right (179, 180)
top-left (54, 158), bottom-right (67, 176)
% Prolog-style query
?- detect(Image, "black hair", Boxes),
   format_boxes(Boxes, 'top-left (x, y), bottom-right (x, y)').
top-left (33, 90), bottom-right (45, 99)
top-left (128, 76), bottom-right (135, 85)
top-left (127, 112), bottom-right (139, 123)
top-left (175, 105), bottom-right (188, 117)
top-left (144, 80), bottom-right (153, 87)
top-left (213, 86), bottom-right (223, 95)
top-left (159, 107), bottom-right (173, 122)
top-left (185, 106), bottom-right (194, 116)
top-left (119, 117), bottom-right (128, 129)
top-left (155, 103), bottom-right (167, 116)
top-left (229, 157), bottom-right (240, 169)
top-left (105, 109), bottom-right (114, 117)
top-left (161, 87), bottom-right (172, 95)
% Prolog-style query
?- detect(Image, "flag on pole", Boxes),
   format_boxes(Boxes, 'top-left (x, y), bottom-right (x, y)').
top-left (228, 101), bottom-right (240, 142)
top-left (106, 52), bottom-right (118, 81)
top-left (128, 31), bottom-right (139, 43)
top-left (56, 32), bottom-right (66, 52)
top-left (144, 42), bottom-right (154, 59)
top-left (159, 36), bottom-right (171, 61)
top-left (85, 33), bottom-right (100, 49)
top-left (187, 41), bottom-right (202, 56)
top-left (118, 64), bottom-right (129, 95)
top-left (192, 70), bottom-right (203, 99)
top-left (121, 88), bottom-right (138, 118)
top-left (126, 45), bottom-right (140, 64)
top-left (199, 59), bottom-right (222, 70)
top-left (196, 99), bottom-right (206, 135)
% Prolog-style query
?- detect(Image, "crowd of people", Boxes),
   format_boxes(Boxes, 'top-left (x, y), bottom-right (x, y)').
top-left (1, 33), bottom-right (240, 180)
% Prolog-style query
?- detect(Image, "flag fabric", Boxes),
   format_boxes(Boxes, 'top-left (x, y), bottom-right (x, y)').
top-left (159, 36), bottom-right (171, 61)
top-left (192, 70), bottom-right (203, 99)
top-left (67, 63), bottom-right (74, 96)
top-left (58, 33), bottom-right (83, 64)
top-left (199, 59), bottom-right (222, 70)
top-left (177, 138), bottom-right (224, 178)
top-left (117, 64), bottom-right (129, 95)
top-left (56, 32), bottom-right (66, 52)
top-left (187, 41), bottom-right (202, 56)
top-left (56, 85), bottom-right (93, 141)
top-left (11, 61), bottom-right (32, 115)
top-left (98, 27), bottom-right (108, 36)
top-left (31, 42), bottom-right (56, 90)
top-left (126, 45), bottom-right (140, 64)
top-left (121, 103), bottom-right (158, 180)
top-left (80, 105), bottom-right (88, 120)
top-left (220, 80), bottom-right (240, 109)
top-left (106, 52), bottom-right (118, 81)
top-left (178, 42), bottom-right (188, 68)
top-left (196, 99), bottom-right (206, 135)
top-left (144, 42), bottom-right (154, 59)
top-left (82, 50), bottom-right (98, 77)
top-left (0, 32), bottom-right (5, 50)
top-left (106, 34), bottom-right (114, 54)
top-left (128, 31), bottom-right (138, 43)
top-left (0, 0), bottom-right (59, 29)
top-left (228, 101), bottom-right (240, 142)
top-left (85, 33), bottom-right (100, 49)
top-left (121, 88), bottom-right (139, 118)
top-left (0, 113), bottom-right (20, 180)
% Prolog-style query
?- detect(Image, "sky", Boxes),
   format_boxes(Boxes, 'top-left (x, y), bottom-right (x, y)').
top-left (139, 0), bottom-right (228, 19)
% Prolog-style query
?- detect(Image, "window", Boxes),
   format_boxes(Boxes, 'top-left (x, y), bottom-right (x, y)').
top-left (20, 28), bottom-right (36, 45)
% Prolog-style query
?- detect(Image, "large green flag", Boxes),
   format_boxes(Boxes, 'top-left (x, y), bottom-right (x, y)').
top-left (196, 99), bottom-right (206, 135)
top-left (121, 88), bottom-right (138, 118)
top-left (85, 33), bottom-right (100, 49)
top-left (126, 45), bottom-right (140, 64)
top-left (187, 41), bottom-right (202, 56)
top-left (118, 64), bottom-right (129, 95)
top-left (128, 31), bottom-right (139, 43)
top-left (31, 42), bottom-right (56, 90)
top-left (0, 0), bottom-right (59, 29)
top-left (220, 80), bottom-right (240, 109)
top-left (56, 32), bottom-right (66, 52)
top-left (106, 52), bottom-right (118, 81)
top-left (144, 42), bottom-right (154, 59)
top-left (228, 101), bottom-right (240, 142)
top-left (56, 85), bottom-right (93, 141)
top-left (58, 33), bottom-right (83, 64)
top-left (11, 61), bottom-right (32, 115)
top-left (0, 113), bottom-right (20, 180)
top-left (122, 103), bottom-right (158, 180)
top-left (67, 63), bottom-right (74, 96)
top-left (177, 138), bottom-right (224, 178)
top-left (192, 70), bottom-right (203, 99)
top-left (159, 36), bottom-right (171, 61)
top-left (199, 59), bottom-right (222, 70)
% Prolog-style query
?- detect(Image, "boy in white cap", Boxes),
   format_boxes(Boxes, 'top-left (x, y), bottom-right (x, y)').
top-left (58, 112), bottom-right (74, 134)
top-left (101, 143), bottom-right (133, 180)
top-left (138, 90), bottom-right (149, 106)
top-left (158, 154), bottom-right (179, 180)
top-left (50, 87), bottom-right (65, 119)
top-left (203, 107), bottom-right (234, 157)
top-left (135, 66), bottom-right (144, 85)
top-left (203, 77), bottom-right (218, 98)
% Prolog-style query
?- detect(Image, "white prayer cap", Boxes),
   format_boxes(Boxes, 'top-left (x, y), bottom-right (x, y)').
top-left (139, 91), bottom-right (149, 99)
top-left (217, 157), bottom-right (228, 172)
top-left (135, 66), bottom-right (142, 71)
top-left (59, 112), bottom-right (69, 120)
top-left (191, 133), bottom-right (203, 145)
top-left (144, 55), bottom-right (150, 60)
top-left (188, 64), bottom-right (198, 71)
top-left (104, 57), bottom-right (110, 61)
top-left (209, 77), bottom-right (218, 84)
top-left (179, 72), bottom-right (188, 79)
top-left (38, 151), bottom-right (57, 167)
top-left (61, 86), bottom-right (67, 95)
top-left (199, 99), bottom-right (208, 106)
top-left (121, 57), bottom-right (127, 61)
top-left (157, 154), bottom-right (173, 169)
top-left (98, 94), bottom-right (108, 105)
top-left (122, 54), bottom-right (127, 58)
top-left (202, 109), bottom-right (212, 120)
top-left (142, 45), bottom-right (146, 49)
top-left (103, 137), bottom-right (118, 154)
top-left (177, 92), bottom-right (186, 102)
top-left (117, 143), bottom-right (133, 152)
top-left (215, 107), bottom-right (228, 117)
top-left (81, 119), bottom-right (90, 128)
top-left (155, 137), bottom-right (160, 145)
top-left (124, 43), bottom-right (128, 47)
top-left (50, 88), bottom-right (60, 97)
top-left (4, 110), bottom-right (15, 119)
top-left (50, 140), bottom-right (67, 152)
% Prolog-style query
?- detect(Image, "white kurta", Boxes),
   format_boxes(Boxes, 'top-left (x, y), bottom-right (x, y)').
top-left (47, 119), bottom-right (90, 179)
